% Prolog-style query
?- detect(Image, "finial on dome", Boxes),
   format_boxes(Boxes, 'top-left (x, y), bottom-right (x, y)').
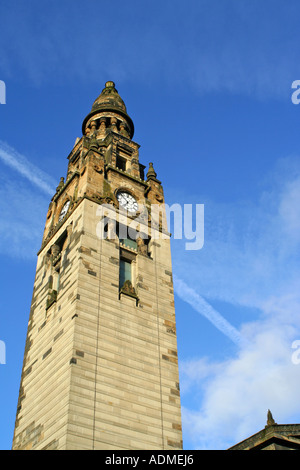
top-left (82, 81), bottom-right (134, 139)
top-left (105, 81), bottom-right (115, 88)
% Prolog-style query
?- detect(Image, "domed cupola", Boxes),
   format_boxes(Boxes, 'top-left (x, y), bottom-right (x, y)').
top-left (82, 81), bottom-right (134, 139)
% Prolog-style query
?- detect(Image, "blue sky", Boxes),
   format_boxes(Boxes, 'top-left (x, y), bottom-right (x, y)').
top-left (1, 0), bottom-right (300, 450)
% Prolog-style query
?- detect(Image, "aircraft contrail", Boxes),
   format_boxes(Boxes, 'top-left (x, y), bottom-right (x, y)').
top-left (173, 275), bottom-right (248, 347)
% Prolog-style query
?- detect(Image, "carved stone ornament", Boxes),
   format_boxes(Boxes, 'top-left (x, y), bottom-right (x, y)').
top-left (93, 164), bottom-right (103, 174)
top-left (137, 237), bottom-right (148, 256)
top-left (120, 280), bottom-right (137, 297)
top-left (266, 410), bottom-right (277, 427)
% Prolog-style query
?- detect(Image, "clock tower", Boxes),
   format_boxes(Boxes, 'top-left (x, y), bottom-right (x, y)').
top-left (12, 82), bottom-right (182, 450)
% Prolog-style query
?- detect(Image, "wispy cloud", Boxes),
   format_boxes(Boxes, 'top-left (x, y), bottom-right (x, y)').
top-left (171, 157), bottom-right (300, 312)
top-left (0, 176), bottom-right (48, 258)
top-left (0, 0), bottom-right (299, 99)
top-left (173, 156), bottom-right (300, 449)
top-left (0, 141), bottom-right (55, 258)
top-left (0, 141), bottom-right (56, 195)
top-left (180, 310), bottom-right (300, 449)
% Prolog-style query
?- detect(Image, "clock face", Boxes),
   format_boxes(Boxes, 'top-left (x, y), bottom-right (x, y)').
top-left (117, 192), bottom-right (138, 213)
top-left (58, 200), bottom-right (70, 222)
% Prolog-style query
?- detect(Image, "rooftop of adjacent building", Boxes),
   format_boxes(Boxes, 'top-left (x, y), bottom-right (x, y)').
top-left (228, 411), bottom-right (300, 450)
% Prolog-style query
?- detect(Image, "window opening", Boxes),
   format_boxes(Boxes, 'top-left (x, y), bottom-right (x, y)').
top-left (116, 155), bottom-right (126, 171)
top-left (119, 258), bottom-right (132, 289)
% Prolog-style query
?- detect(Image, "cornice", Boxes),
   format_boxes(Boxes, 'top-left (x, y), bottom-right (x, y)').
top-left (106, 164), bottom-right (149, 188)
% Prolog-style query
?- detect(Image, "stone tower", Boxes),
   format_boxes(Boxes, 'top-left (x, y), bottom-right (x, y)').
top-left (12, 82), bottom-right (182, 450)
